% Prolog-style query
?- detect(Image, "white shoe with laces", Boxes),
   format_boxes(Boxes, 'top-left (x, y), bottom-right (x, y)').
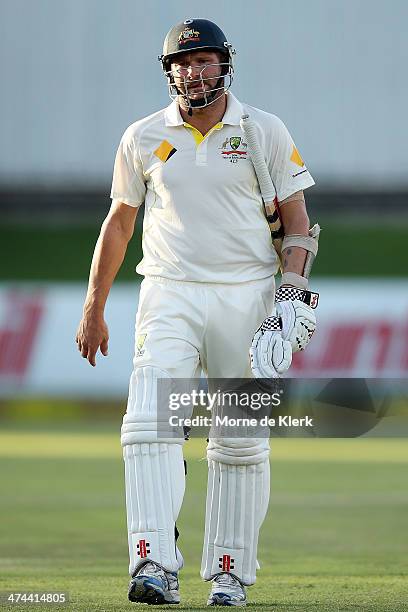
top-left (207, 572), bottom-right (247, 607)
top-left (128, 560), bottom-right (180, 605)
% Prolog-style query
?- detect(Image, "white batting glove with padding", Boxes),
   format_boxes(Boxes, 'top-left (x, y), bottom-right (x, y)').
top-left (250, 286), bottom-right (319, 379)
top-left (275, 285), bottom-right (319, 352)
top-left (250, 324), bottom-right (292, 379)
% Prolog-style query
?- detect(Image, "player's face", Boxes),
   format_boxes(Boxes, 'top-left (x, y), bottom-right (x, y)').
top-left (170, 51), bottom-right (223, 100)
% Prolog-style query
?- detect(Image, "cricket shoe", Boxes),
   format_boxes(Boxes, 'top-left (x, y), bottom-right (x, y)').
top-left (128, 561), bottom-right (180, 605)
top-left (207, 573), bottom-right (247, 607)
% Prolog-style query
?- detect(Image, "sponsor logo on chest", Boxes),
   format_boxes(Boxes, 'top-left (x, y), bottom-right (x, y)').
top-left (220, 136), bottom-right (248, 163)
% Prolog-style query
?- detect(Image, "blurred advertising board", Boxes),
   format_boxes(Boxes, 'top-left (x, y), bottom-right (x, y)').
top-left (0, 280), bottom-right (407, 398)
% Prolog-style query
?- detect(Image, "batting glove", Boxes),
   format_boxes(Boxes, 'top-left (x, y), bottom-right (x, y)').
top-left (250, 286), bottom-right (319, 379)
top-left (274, 285), bottom-right (318, 352)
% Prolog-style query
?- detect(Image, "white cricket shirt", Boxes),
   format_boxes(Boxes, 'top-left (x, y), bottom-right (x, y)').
top-left (110, 93), bottom-right (315, 283)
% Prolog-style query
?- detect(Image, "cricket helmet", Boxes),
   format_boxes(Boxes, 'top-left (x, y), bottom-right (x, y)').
top-left (158, 18), bottom-right (236, 109)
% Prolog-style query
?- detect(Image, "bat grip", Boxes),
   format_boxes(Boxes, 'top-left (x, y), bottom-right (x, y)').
top-left (240, 116), bottom-right (276, 202)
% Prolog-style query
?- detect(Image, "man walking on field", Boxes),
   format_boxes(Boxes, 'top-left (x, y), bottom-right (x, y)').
top-left (76, 18), bottom-right (318, 607)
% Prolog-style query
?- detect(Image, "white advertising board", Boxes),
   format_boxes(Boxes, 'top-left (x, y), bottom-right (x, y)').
top-left (0, 280), bottom-right (407, 398)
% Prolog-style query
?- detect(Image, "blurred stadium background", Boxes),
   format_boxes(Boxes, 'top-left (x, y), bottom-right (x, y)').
top-left (0, 1), bottom-right (407, 610)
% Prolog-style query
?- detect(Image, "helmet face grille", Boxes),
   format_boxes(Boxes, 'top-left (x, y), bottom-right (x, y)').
top-left (164, 60), bottom-right (234, 110)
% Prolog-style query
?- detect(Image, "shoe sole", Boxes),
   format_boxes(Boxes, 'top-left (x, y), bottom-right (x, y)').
top-left (129, 575), bottom-right (166, 605)
top-left (128, 575), bottom-right (180, 605)
top-left (207, 593), bottom-right (246, 607)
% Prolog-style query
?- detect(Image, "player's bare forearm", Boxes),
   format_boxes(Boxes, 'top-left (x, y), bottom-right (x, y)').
top-left (77, 201), bottom-right (139, 366)
top-left (83, 201), bottom-right (139, 314)
top-left (279, 194), bottom-right (310, 279)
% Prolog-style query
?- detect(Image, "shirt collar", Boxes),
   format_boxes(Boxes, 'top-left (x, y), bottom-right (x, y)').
top-left (164, 92), bottom-right (243, 128)
top-left (222, 92), bottom-right (243, 125)
top-left (164, 99), bottom-right (184, 126)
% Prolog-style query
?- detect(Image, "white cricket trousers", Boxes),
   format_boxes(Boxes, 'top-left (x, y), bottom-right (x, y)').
top-left (133, 275), bottom-right (275, 377)
top-left (122, 275), bottom-right (275, 581)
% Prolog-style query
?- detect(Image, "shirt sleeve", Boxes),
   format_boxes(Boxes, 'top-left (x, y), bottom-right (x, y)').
top-left (267, 117), bottom-right (315, 202)
top-left (110, 128), bottom-right (146, 207)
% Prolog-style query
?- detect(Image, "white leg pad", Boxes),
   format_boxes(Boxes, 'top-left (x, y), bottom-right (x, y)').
top-left (124, 442), bottom-right (185, 574)
top-left (122, 366), bottom-right (185, 574)
top-left (121, 366), bottom-right (185, 445)
top-left (201, 438), bottom-right (270, 586)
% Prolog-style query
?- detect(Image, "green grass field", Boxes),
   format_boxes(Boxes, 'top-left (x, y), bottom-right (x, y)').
top-left (0, 427), bottom-right (407, 611)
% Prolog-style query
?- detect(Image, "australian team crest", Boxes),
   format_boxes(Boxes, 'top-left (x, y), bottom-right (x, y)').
top-left (220, 136), bottom-right (248, 163)
top-left (229, 137), bottom-right (241, 150)
top-left (178, 28), bottom-right (200, 45)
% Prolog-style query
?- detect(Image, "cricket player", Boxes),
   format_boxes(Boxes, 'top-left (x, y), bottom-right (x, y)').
top-left (76, 18), bottom-right (319, 607)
